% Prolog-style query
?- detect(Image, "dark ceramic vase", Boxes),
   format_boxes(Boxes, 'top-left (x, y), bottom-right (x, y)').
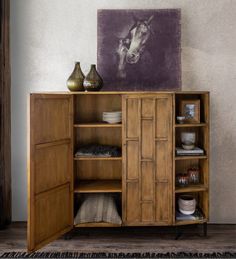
top-left (83, 64), bottom-right (103, 91)
top-left (67, 62), bottom-right (85, 91)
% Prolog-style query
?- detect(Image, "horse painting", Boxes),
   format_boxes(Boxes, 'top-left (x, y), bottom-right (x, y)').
top-left (116, 15), bottom-right (154, 79)
top-left (97, 9), bottom-right (181, 90)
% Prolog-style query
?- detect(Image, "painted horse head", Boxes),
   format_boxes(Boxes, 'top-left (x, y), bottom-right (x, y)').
top-left (126, 15), bottom-right (154, 64)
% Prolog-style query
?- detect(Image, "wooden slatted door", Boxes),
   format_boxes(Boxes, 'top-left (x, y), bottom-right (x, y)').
top-left (122, 94), bottom-right (173, 225)
top-left (28, 94), bottom-right (73, 251)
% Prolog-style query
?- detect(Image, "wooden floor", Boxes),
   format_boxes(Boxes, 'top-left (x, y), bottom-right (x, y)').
top-left (0, 223), bottom-right (235, 254)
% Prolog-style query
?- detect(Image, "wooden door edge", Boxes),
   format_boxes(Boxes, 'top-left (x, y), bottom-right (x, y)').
top-left (27, 225), bottom-right (72, 252)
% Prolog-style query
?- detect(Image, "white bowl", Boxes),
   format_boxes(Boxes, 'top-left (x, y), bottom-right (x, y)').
top-left (177, 116), bottom-right (185, 124)
top-left (182, 144), bottom-right (195, 150)
top-left (179, 208), bottom-right (195, 215)
top-left (103, 118), bottom-right (121, 124)
top-left (181, 132), bottom-right (196, 145)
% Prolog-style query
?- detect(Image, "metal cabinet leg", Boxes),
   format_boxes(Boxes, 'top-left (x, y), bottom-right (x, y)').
top-left (203, 222), bottom-right (207, 237)
top-left (64, 228), bottom-right (75, 240)
top-left (175, 226), bottom-right (182, 240)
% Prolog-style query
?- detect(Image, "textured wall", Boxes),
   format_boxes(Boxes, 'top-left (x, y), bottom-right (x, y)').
top-left (11, 0), bottom-right (236, 222)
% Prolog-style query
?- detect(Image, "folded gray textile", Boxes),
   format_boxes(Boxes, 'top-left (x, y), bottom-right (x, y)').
top-left (74, 194), bottom-right (122, 225)
top-left (75, 144), bottom-right (121, 157)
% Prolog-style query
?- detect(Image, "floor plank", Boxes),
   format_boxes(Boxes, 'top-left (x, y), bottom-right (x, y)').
top-left (0, 223), bottom-right (235, 253)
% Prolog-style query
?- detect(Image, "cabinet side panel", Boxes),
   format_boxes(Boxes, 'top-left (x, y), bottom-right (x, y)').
top-left (126, 182), bottom-right (140, 222)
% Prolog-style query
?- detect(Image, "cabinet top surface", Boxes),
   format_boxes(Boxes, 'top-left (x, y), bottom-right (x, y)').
top-left (30, 90), bottom-right (209, 95)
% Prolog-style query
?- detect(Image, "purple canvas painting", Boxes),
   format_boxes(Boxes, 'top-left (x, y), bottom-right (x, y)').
top-left (97, 9), bottom-right (181, 91)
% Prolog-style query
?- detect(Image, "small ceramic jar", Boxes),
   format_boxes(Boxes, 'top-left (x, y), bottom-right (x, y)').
top-left (178, 195), bottom-right (196, 215)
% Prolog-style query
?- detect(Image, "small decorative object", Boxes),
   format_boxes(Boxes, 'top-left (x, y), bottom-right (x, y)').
top-left (67, 62), bottom-right (85, 91)
top-left (83, 64), bottom-right (103, 91)
top-left (188, 167), bottom-right (200, 184)
top-left (102, 111), bottom-right (122, 124)
top-left (176, 173), bottom-right (189, 186)
top-left (180, 100), bottom-right (200, 123)
top-left (178, 195), bottom-right (196, 215)
top-left (181, 132), bottom-right (196, 150)
top-left (176, 116), bottom-right (185, 124)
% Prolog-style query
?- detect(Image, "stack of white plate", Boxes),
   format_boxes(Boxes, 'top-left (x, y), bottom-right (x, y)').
top-left (102, 111), bottom-right (122, 124)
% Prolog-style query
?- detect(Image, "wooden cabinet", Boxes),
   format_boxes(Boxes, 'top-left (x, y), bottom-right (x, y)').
top-left (28, 91), bottom-right (210, 251)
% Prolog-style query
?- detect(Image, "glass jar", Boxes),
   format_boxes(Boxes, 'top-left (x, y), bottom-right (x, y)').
top-left (176, 173), bottom-right (189, 186)
top-left (188, 167), bottom-right (200, 184)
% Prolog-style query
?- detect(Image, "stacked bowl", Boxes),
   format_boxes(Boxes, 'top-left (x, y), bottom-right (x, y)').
top-left (102, 111), bottom-right (122, 124)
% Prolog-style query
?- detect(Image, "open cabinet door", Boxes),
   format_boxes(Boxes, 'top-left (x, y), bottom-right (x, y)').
top-left (28, 94), bottom-right (73, 252)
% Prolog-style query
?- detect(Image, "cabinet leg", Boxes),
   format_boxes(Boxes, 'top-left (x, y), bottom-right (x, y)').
top-left (64, 228), bottom-right (75, 240)
top-left (203, 222), bottom-right (207, 237)
top-left (175, 226), bottom-right (182, 240)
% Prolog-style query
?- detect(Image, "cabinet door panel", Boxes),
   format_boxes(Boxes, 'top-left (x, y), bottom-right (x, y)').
top-left (126, 98), bottom-right (139, 138)
top-left (141, 120), bottom-right (153, 159)
top-left (123, 94), bottom-right (173, 225)
top-left (127, 141), bottom-right (139, 180)
top-left (141, 203), bottom-right (154, 222)
top-left (156, 183), bottom-right (171, 224)
top-left (155, 141), bottom-right (169, 181)
top-left (35, 184), bottom-right (71, 244)
top-left (28, 94), bottom-right (73, 252)
top-left (141, 162), bottom-right (154, 201)
top-left (35, 141), bottom-right (71, 194)
top-left (156, 98), bottom-right (171, 138)
top-left (142, 98), bottom-right (154, 117)
top-left (33, 97), bottom-right (71, 143)
top-left (126, 182), bottom-right (140, 222)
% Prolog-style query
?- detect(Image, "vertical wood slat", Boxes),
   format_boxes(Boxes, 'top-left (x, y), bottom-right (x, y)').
top-left (0, 0), bottom-right (11, 228)
top-left (155, 96), bottom-right (173, 224)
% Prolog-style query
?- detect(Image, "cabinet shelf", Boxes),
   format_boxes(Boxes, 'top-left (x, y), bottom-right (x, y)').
top-left (175, 218), bottom-right (207, 226)
top-left (175, 123), bottom-right (207, 128)
top-left (175, 155), bottom-right (207, 160)
top-left (74, 180), bottom-right (122, 193)
top-left (74, 222), bottom-right (122, 227)
top-left (175, 185), bottom-right (208, 193)
top-left (74, 156), bottom-right (122, 161)
top-left (74, 122), bottom-right (122, 128)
